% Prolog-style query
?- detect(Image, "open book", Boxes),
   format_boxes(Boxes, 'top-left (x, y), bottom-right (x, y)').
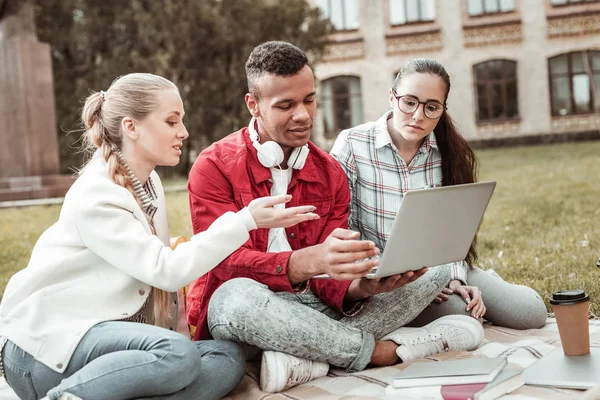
top-left (392, 357), bottom-right (507, 388)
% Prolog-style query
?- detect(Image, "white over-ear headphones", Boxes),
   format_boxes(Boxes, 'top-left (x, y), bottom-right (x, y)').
top-left (248, 117), bottom-right (309, 170)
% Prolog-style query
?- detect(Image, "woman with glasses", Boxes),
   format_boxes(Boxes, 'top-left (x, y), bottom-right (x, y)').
top-left (331, 58), bottom-right (547, 330)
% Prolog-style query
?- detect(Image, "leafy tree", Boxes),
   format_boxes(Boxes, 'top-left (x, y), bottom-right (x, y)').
top-left (33, 0), bottom-right (331, 175)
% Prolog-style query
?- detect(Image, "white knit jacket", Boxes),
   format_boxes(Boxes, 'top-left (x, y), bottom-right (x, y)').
top-left (0, 154), bottom-right (255, 373)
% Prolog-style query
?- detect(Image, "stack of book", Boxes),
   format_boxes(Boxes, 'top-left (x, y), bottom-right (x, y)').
top-left (386, 357), bottom-right (523, 400)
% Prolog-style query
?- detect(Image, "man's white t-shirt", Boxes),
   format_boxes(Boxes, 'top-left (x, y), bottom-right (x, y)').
top-left (267, 167), bottom-right (293, 252)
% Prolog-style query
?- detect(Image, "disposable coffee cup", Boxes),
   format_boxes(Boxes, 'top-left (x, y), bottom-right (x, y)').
top-left (550, 290), bottom-right (590, 356)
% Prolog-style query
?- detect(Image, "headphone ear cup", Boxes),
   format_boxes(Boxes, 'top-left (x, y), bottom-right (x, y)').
top-left (287, 145), bottom-right (310, 170)
top-left (256, 141), bottom-right (284, 168)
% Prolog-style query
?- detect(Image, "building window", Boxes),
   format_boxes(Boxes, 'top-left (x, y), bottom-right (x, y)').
top-left (550, 0), bottom-right (599, 5)
top-left (549, 51), bottom-right (600, 116)
top-left (321, 76), bottom-right (363, 137)
top-left (389, 0), bottom-right (436, 25)
top-left (473, 60), bottom-right (519, 122)
top-left (467, 0), bottom-right (515, 16)
top-left (314, 0), bottom-right (359, 30)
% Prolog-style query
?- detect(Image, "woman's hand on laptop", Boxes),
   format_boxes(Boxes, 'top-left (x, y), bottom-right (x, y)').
top-left (448, 280), bottom-right (487, 319)
top-left (345, 267), bottom-right (428, 301)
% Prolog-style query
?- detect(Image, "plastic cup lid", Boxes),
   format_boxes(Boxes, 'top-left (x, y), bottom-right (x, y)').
top-left (550, 289), bottom-right (589, 305)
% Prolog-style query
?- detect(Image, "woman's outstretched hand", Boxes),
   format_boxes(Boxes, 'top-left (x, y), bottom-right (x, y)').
top-left (248, 194), bottom-right (320, 229)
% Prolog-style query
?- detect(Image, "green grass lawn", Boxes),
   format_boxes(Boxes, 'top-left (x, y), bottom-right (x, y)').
top-left (1, 141), bottom-right (599, 315)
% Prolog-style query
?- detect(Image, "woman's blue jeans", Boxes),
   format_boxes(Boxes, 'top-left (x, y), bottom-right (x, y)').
top-left (2, 321), bottom-right (245, 400)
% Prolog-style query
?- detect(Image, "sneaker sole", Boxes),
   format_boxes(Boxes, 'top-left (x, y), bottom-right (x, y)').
top-left (260, 351), bottom-right (286, 393)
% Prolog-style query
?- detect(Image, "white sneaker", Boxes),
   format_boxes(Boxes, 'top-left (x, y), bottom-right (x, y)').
top-left (381, 315), bottom-right (484, 362)
top-left (259, 351), bottom-right (329, 393)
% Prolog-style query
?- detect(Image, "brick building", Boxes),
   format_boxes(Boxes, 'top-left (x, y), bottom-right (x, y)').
top-left (309, 0), bottom-right (600, 148)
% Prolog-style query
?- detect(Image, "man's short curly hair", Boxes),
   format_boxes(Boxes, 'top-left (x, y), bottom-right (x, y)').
top-left (246, 41), bottom-right (309, 98)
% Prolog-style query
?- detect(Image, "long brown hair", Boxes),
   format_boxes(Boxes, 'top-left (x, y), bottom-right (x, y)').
top-left (393, 59), bottom-right (479, 267)
top-left (80, 73), bottom-right (178, 325)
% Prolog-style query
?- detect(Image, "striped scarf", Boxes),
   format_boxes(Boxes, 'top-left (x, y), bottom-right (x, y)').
top-left (114, 148), bottom-right (158, 221)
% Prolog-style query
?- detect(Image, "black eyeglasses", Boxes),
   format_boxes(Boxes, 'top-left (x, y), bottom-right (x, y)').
top-left (392, 89), bottom-right (446, 119)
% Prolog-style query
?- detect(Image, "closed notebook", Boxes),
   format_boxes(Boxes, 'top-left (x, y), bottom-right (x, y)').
top-left (392, 357), bottom-right (507, 388)
top-left (386, 369), bottom-right (523, 400)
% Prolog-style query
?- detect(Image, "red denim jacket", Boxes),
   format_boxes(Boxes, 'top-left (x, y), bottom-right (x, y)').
top-left (186, 127), bottom-right (353, 340)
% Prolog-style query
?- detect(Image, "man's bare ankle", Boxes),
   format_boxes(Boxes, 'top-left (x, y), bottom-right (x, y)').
top-left (370, 341), bottom-right (399, 366)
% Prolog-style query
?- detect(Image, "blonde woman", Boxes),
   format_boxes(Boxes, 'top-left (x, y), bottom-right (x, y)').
top-left (0, 73), bottom-right (318, 400)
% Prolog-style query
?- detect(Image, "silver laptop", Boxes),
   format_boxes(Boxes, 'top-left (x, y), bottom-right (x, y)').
top-left (313, 181), bottom-right (496, 279)
top-left (523, 347), bottom-right (600, 389)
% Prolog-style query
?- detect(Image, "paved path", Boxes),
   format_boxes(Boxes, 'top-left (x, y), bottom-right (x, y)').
top-left (0, 185), bottom-right (187, 209)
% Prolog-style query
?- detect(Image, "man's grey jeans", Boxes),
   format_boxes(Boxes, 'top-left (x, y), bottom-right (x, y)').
top-left (208, 266), bottom-right (547, 372)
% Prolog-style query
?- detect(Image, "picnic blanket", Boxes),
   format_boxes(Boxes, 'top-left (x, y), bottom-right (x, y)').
top-left (224, 317), bottom-right (600, 400)
top-left (1, 318), bottom-right (597, 399)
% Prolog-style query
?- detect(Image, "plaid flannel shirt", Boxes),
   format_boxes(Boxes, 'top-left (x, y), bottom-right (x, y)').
top-left (331, 111), bottom-right (468, 284)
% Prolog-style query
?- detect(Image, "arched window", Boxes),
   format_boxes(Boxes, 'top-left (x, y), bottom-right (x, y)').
top-left (473, 60), bottom-right (518, 122)
top-left (320, 76), bottom-right (363, 138)
top-left (549, 51), bottom-right (600, 116)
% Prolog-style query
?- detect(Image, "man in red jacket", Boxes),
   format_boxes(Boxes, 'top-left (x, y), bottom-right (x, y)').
top-left (186, 41), bottom-right (484, 393)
